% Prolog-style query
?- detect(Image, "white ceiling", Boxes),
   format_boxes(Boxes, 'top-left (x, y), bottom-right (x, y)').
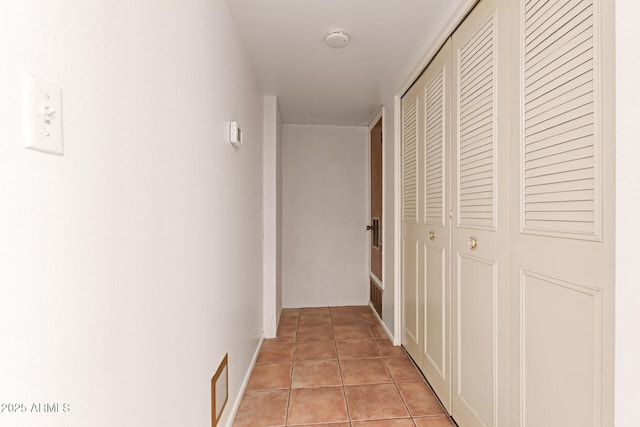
top-left (226, 0), bottom-right (468, 126)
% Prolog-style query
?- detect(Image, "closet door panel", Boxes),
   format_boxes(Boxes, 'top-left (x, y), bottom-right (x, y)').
top-left (451, 0), bottom-right (509, 425)
top-left (401, 95), bottom-right (421, 360)
top-left (425, 244), bottom-right (445, 375)
top-left (509, 0), bottom-right (615, 425)
top-left (420, 39), bottom-right (452, 412)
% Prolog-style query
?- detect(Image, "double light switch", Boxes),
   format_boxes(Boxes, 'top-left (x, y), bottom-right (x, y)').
top-left (23, 72), bottom-right (63, 155)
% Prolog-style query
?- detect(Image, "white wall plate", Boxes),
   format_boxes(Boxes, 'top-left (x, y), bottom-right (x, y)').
top-left (23, 72), bottom-right (64, 155)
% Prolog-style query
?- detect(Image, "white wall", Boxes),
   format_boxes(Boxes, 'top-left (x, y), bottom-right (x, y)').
top-left (616, 0), bottom-right (640, 425)
top-left (263, 96), bottom-right (283, 337)
top-left (282, 124), bottom-right (369, 307)
top-left (0, 1), bottom-right (264, 427)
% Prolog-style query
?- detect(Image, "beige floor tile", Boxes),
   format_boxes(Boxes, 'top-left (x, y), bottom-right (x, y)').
top-left (298, 315), bottom-right (333, 327)
top-left (294, 340), bottom-right (337, 361)
top-left (281, 308), bottom-right (300, 317)
top-left (288, 387), bottom-right (348, 425)
top-left (352, 419), bottom-right (415, 427)
top-left (336, 339), bottom-right (381, 359)
top-left (413, 416), bottom-right (456, 426)
top-left (330, 306), bottom-right (366, 315)
top-left (292, 360), bottom-right (342, 388)
top-left (299, 307), bottom-right (330, 317)
top-left (360, 312), bottom-right (380, 324)
top-left (257, 342), bottom-right (295, 364)
top-left (334, 323), bottom-right (372, 340)
top-left (246, 363), bottom-right (292, 391)
top-left (331, 313), bottom-right (365, 325)
top-left (263, 327), bottom-right (296, 343)
top-left (232, 390), bottom-right (288, 427)
top-left (374, 339), bottom-right (407, 357)
top-left (368, 324), bottom-right (388, 339)
top-left (345, 383), bottom-right (410, 421)
top-left (383, 356), bottom-right (424, 382)
top-left (397, 382), bottom-right (445, 417)
top-left (289, 424), bottom-right (350, 427)
top-left (278, 316), bottom-right (299, 328)
top-left (233, 306), bottom-right (454, 427)
top-left (297, 325), bottom-right (335, 341)
top-left (340, 358), bottom-right (392, 385)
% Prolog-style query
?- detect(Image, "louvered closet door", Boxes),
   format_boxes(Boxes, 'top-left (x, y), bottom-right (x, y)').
top-left (401, 80), bottom-right (422, 361)
top-left (450, 0), bottom-right (509, 425)
top-left (508, 0), bottom-right (615, 425)
top-left (418, 39), bottom-right (452, 412)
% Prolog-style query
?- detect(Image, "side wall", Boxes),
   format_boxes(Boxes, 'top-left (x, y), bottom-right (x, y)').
top-left (263, 95), bottom-right (283, 337)
top-left (615, 0), bottom-right (640, 425)
top-left (0, 1), bottom-right (264, 426)
top-left (282, 124), bottom-right (369, 308)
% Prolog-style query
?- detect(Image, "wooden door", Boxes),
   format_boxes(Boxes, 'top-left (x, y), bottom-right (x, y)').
top-left (419, 39), bottom-right (452, 412)
top-left (450, 0), bottom-right (509, 425)
top-left (369, 117), bottom-right (383, 317)
top-left (370, 118), bottom-right (383, 282)
top-left (508, 0), bottom-right (615, 425)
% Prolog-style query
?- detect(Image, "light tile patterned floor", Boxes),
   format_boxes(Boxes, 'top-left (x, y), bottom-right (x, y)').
top-left (232, 306), bottom-right (456, 427)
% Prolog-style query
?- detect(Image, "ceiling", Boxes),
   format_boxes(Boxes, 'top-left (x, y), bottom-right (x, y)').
top-left (226, 0), bottom-right (468, 126)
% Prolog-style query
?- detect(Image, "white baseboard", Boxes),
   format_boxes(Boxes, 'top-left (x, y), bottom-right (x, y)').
top-left (368, 302), bottom-right (395, 343)
top-left (223, 335), bottom-right (264, 427)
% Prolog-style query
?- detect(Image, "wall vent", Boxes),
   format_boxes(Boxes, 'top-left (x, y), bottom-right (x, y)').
top-left (211, 353), bottom-right (229, 427)
top-left (370, 279), bottom-right (383, 318)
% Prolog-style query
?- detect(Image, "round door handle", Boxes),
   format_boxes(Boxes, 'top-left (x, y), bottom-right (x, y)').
top-left (468, 237), bottom-right (477, 250)
top-left (366, 225), bottom-right (372, 231)
top-left (429, 231), bottom-right (436, 241)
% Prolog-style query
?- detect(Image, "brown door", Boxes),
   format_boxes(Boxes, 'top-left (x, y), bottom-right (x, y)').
top-left (369, 117), bottom-right (383, 315)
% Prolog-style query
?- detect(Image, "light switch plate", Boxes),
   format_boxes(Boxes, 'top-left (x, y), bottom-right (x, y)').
top-left (23, 72), bottom-right (64, 155)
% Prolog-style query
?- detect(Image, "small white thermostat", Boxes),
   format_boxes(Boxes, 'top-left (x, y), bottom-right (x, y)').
top-left (229, 121), bottom-right (242, 148)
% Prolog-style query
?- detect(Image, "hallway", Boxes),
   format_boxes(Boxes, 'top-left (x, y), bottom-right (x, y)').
top-left (232, 306), bottom-right (454, 426)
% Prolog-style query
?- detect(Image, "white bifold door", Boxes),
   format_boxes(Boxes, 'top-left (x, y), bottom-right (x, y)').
top-left (401, 39), bottom-right (452, 412)
top-left (450, 0), bottom-right (509, 425)
top-left (507, 0), bottom-right (615, 425)
top-left (401, 0), bottom-right (614, 426)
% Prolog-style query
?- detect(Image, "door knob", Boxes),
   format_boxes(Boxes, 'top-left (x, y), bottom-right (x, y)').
top-left (468, 237), bottom-right (477, 250)
top-left (429, 231), bottom-right (436, 240)
top-left (366, 225), bottom-right (372, 231)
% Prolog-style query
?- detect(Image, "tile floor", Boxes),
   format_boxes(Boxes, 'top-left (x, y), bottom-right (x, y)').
top-left (232, 306), bottom-right (456, 427)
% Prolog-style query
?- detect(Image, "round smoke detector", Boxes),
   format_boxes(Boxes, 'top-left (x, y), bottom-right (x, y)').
top-left (325, 29), bottom-right (351, 49)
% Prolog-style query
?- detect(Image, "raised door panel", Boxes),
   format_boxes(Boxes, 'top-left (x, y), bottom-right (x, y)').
top-left (457, 254), bottom-right (496, 426)
top-left (520, 271), bottom-right (602, 427)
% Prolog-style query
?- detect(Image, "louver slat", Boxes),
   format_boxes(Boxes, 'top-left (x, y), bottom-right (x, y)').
top-left (424, 69), bottom-right (446, 226)
top-left (522, 0), bottom-right (598, 237)
top-left (458, 16), bottom-right (496, 229)
top-left (403, 99), bottom-right (418, 222)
